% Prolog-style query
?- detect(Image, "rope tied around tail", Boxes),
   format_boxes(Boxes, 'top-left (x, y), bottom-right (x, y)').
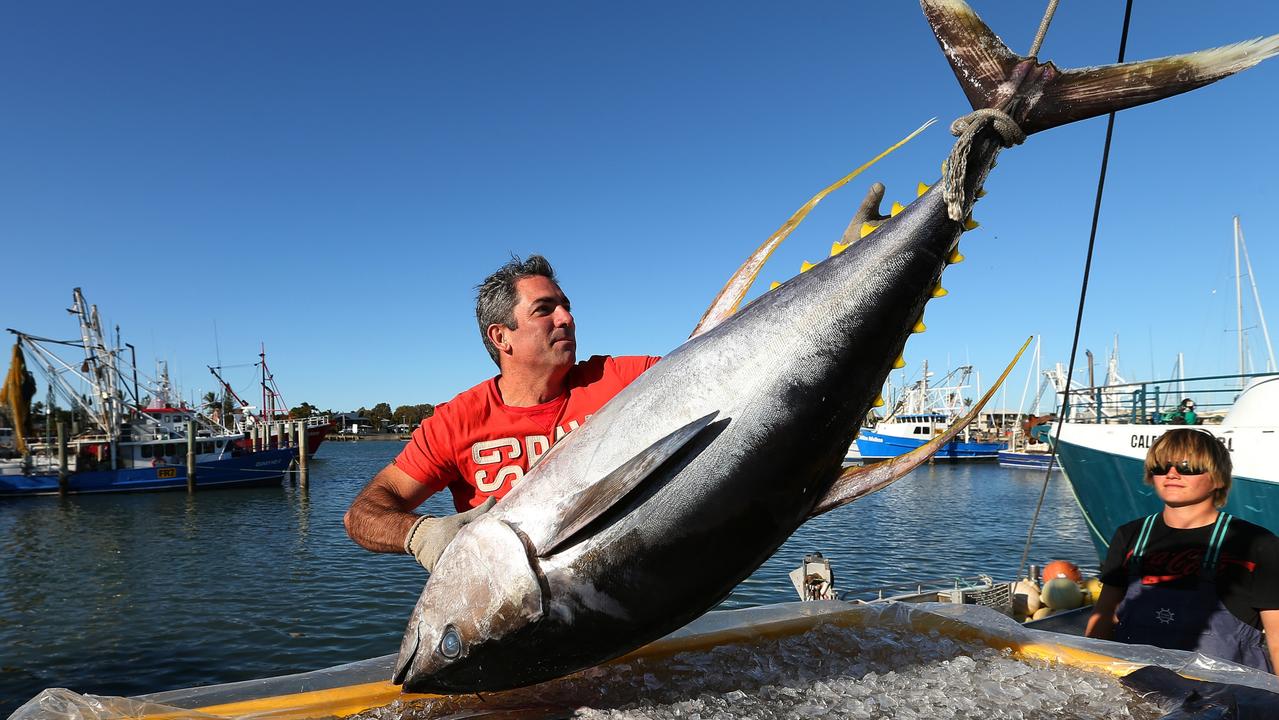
top-left (942, 108), bottom-right (1027, 221)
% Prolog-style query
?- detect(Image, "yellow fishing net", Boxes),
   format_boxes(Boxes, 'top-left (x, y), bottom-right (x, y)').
top-left (1, 342), bottom-right (33, 455)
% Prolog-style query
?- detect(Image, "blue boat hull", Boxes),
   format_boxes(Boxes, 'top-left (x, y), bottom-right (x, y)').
top-left (996, 450), bottom-right (1061, 470)
top-left (855, 430), bottom-right (1004, 462)
top-left (0, 449), bottom-right (295, 497)
top-left (1055, 437), bottom-right (1279, 560)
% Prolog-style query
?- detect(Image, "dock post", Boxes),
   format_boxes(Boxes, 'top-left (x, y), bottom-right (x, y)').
top-left (57, 422), bottom-right (68, 496)
top-left (297, 421), bottom-right (309, 489)
top-left (187, 420), bottom-right (197, 493)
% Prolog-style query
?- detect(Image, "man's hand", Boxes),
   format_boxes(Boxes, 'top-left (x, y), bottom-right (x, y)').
top-left (404, 497), bottom-right (497, 572)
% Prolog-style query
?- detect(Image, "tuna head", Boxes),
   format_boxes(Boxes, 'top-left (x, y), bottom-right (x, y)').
top-left (393, 514), bottom-right (544, 693)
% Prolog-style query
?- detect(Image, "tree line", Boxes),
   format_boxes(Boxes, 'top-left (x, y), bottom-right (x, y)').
top-left (288, 401), bottom-right (436, 427)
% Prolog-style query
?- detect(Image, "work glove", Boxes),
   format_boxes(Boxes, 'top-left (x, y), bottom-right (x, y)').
top-left (404, 497), bottom-right (496, 573)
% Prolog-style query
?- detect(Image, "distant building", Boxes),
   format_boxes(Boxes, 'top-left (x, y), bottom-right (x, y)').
top-left (333, 413), bottom-right (373, 435)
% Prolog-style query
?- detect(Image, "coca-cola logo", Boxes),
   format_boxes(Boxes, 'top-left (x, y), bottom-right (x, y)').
top-left (1144, 548), bottom-right (1204, 579)
top-left (1138, 548), bottom-right (1253, 584)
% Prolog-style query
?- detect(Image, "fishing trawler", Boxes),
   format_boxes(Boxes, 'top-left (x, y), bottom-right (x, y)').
top-left (855, 361), bottom-right (1006, 462)
top-left (0, 289), bottom-right (313, 497)
top-left (207, 345), bottom-right (333, 458)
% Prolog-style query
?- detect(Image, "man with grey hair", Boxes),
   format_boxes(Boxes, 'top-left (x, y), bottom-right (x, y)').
top-left (344, 255), bottom-right (660, 572)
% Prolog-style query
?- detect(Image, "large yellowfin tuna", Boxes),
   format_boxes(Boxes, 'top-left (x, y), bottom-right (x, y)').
top-left (394, 0), bottom-right (1279, 693)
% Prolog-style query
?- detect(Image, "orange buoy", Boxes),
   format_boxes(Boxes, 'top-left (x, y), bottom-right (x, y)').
top-left (1041, 560), bottom-right (1082, 584)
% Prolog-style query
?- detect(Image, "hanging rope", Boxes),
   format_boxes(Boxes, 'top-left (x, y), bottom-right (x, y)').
top-left (942, 0), bottom-right (1061, 221)
top-left (943, 109), bottom-right (1026, 221)
top-left (1017, 0), bottom-right (1136, 581)
top-left (1027, 0), bottom-right (1061, 58)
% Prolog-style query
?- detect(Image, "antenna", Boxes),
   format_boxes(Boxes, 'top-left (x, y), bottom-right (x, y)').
top-left (1235, 217), bottom-right (1276, 373)
top-left (213, 319), bottom-right (222, 374)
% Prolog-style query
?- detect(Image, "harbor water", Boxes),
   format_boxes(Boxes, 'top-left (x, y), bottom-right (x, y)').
top-left (0, 441), bottom-right (1097, 715)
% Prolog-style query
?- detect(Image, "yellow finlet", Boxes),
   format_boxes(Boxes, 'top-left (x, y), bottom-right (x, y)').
top-left (800, 261), bottom-right (816, 273)
top-left (917, 182), bottom-right (930, 197)
top-left (948, 248), bottom-right (965, 264)
top-left (890, 201), bottom-right (905, 217)
top-left (963, 218), bottom-right (979, 231)
top-left (873, 395), bottom-right (885, 408)
top-left (912, 320), bottom-right (927, 333)
top-left (893, 355), bottom-right (906, 369)
top-left (976, 188), bottom-right (986, 198)
top-left (931, 285), bottom-right (949, 298)
top-left (769, 281), bottom-right (780, 290)
top-left (859, 222), bottom-right (876, 239)
top-left (830, 241), bottom-right (851, 257)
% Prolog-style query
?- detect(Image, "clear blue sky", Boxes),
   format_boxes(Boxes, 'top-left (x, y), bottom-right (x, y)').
top-left (4, 1), bottom-right (1277, 413)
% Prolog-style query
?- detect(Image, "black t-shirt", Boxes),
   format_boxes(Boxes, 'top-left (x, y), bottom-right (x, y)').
top-left (1100, 514), bottom-right (1279, 630)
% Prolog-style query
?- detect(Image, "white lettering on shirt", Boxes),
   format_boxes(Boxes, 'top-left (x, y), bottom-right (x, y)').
top-left (468, 421), bottom-right (590, 494)
top-left (526, 435), bottom-right (551, 467)
top-left (472, 438), bottom-right (522, 492)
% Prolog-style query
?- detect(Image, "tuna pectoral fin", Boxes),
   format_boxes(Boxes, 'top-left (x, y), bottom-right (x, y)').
top-left (536, 411), bottom-right (721, 557)
top-left (924, 0), bottom-right (1279, 135)
top-left (809, 336), bottom-right (1031, 518)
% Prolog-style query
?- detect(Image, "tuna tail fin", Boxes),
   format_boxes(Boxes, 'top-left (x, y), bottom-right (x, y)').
top-left (922, 0), bottom-right (1279, 135)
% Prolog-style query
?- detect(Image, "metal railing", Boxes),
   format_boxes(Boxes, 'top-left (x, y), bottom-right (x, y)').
top-left (1060, 371), bottom-right (1278, 425)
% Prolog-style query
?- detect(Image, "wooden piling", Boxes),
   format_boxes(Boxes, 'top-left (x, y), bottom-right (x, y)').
top-left (297, 420), bottom-right (308, 489)
top-left (187, 420), bottom-right (197, 493)
top-left (57, 422), bottom-right (68, 496)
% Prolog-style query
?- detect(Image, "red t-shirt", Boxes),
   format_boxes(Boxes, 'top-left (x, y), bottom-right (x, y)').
top-left (394, 355), bottom-right (661, 512)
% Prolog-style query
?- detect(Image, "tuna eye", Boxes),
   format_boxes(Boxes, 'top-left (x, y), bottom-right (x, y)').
top-left (439, 626), bottom-right (462, 659)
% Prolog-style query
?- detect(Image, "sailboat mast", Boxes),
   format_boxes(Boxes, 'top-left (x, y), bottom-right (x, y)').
top-left (1177, 352), bottom-right (1184, 400)
top-left (1235, 217), bottom-right (1245, 383)
top-left (1236, 218), bottom-right (1276, 372)
top-left (260, 343), bottom-right (268, 419)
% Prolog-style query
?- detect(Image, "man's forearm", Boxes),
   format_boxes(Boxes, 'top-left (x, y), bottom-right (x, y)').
top-left (344, 487), bottom-right (421, 553)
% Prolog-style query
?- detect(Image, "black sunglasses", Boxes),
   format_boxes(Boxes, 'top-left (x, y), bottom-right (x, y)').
top-left (1150, 460), bottom-right (1209, 476)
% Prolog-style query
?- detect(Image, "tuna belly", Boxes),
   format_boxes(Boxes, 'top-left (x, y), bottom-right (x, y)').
top-left (508, 415), bottom-right (832, 683)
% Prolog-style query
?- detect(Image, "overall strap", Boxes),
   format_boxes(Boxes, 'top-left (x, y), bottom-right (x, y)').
top-left (1131, 514), bottom-right (1159, 564)
top-left (1203, 513), bottom-right (1233, 571)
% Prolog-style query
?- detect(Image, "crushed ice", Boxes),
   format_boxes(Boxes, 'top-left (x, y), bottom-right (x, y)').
top-left (353, 623), bottom-right (1165, 719)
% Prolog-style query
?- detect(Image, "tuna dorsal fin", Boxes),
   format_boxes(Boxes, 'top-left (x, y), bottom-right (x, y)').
top-left (536, 411), bottom-right (720, 557)
top-left (809, 336), bottom-right (1031, 517)
top-left (689, 120), bottom-right (934, 339)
